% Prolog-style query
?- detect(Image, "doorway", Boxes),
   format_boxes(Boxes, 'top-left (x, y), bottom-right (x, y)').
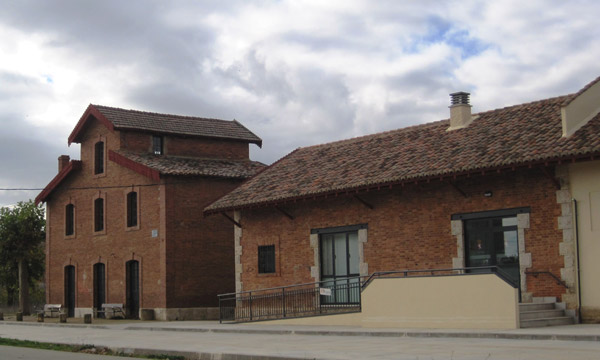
top-left (64, 265), bottom-right (75, 317)
top-left (93, 263), bottom-right (106, 318)
top-left (320, 231), bottom-right (360, 304)
top-left (125, 260), bottom-right (139, 319)
top-left (464, 215), bottom-right (520, 288)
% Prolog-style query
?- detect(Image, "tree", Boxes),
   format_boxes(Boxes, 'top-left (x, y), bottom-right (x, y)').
top-left (0, 200), bottom-right (45, 315)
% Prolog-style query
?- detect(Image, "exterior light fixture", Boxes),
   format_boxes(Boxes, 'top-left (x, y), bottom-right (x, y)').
top-left (484, 191), bottom-right (493, 197)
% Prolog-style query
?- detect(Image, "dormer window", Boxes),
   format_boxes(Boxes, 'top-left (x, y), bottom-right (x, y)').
top-left (94, 141), bottom-right (105, 174)
top-left (152, 135), bottom-right (163, 155)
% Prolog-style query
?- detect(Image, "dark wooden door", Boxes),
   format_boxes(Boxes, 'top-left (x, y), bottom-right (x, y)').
top-left (126, 260), bottom-right (139, 319)
top-left (93, 263), bottom-right (106, 318)
top-left (64, 265), bottom-right (75, 317)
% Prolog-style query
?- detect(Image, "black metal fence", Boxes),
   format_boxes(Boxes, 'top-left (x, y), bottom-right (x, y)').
top-left (218, 277), bottom-right (361, 323)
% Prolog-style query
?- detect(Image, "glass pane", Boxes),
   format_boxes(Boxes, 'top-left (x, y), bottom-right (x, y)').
top-left (348, 232), bottom-right (359, 274)
top-left (502, 217), bottom-right (518, 227)
top-left (321, 235), bottom-right (334, 277)
top-left (349, 277), bottom-right (360, 303)
top-left (467, 228), bottom-right (492, 268)
top-left (335, 279), bottom-right (348, 303)
top-left (334, 233), bottom-right (347, 277)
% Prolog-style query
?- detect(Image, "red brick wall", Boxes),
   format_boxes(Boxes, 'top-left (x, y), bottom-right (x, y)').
top-left (120, 130), bottom-right (249, 159)
top-left (166, 137), bottom-right (249, 159)
top-left (164, 176), bottom-right (238, 307)
top-left (46, 121), bottom-right (165, 310)
top-left (239, 168), bottom-right (566, 301)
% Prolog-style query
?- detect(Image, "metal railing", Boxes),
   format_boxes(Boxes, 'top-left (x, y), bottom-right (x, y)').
top-left (362, 266), bottom-right (519, 289)
top-left (218, 277), bottom-right (361, 323)
top-left (218, 266), bottom-right (517, 323)
top-left (525, 270), bottom-right (568, 289)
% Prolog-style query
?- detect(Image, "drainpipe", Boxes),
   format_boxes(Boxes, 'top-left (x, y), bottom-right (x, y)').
top-left (573, 198), bottom-right (582, 323)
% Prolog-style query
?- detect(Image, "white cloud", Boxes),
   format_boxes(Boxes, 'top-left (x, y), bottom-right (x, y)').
top-left (0, 0), bottom-right (600, 206)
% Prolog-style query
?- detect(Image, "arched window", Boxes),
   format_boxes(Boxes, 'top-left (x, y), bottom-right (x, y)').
top-left (94, 197), bottom-right (104, 232)
top-left (94, 141), bottom-right (104, 174)
top-left (65, 204), bottom-right (75, 236)
top-left (127, 191), bottom-right (138, 227)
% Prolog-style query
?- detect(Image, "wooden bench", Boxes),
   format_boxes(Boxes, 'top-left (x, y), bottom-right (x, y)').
top-left (39, 304), bottom-right (62, 318)
top-left (94, 303), bottom-right (125, 319)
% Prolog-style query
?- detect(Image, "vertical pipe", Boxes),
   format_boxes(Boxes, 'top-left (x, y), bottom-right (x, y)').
top-left (573, 199), bottom-right (582, 323)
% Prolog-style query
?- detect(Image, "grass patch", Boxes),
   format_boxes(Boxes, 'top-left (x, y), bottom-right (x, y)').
top-left (0, 337), bottom-right (185, 359)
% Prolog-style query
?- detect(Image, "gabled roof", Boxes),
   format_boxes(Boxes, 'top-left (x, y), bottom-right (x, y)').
top-left (35, 161), bottom-right (82, 204)
top-left (109, 150), bottom-right (265, 180)
top-left (68, 104), bottom-right (262, 146)
top-left (205, 83), bottom-right (600, 214)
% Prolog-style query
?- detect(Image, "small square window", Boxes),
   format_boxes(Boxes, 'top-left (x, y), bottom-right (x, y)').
top-left (258, 245), bottom-right (276, 274)
top-left (152, 136), bottom-right (163, 155)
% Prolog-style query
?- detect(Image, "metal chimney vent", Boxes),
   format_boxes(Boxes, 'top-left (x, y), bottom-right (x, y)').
top-left (450, 92), bottom-right (470, 105)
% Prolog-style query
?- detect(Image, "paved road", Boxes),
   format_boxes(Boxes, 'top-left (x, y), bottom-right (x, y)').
top-left (0, 345), bottom-right (124, 360)
top-left (2, 322), bottom-right (600, 359)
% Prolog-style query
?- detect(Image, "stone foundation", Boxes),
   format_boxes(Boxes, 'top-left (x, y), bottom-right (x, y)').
top-left (153, 307), bottom-right (220, 321)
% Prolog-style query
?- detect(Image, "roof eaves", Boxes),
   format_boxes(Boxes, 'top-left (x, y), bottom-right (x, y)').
top-left (204, 150), bottom-right (600, 215)
top-left (35, 160), bottom-right (82, 204)
top-left (68, 104), bottom-right (115, 145)
top-left (232, 119), bottom-right (263, 147)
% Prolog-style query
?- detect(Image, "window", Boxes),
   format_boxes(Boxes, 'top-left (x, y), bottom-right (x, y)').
top-left (258, 245), bottom-right (276, 274)
top-left (127, 191), bottom-right (138, 227)
top-left (65, 204), bottom-right (74, 236)
top-left (94, 197), bottom-right (104, 232)
top-left (152, 135), bottom-right (163, 155)
top-left (94, 141), bottom-right (104, 174)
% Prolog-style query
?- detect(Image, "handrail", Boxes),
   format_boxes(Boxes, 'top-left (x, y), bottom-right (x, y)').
top-left (217, 274), bottom-right (364, 298)
top-left (361, 266), bottom-right (519, 289)
top-left (525, 270), bottom-right (569, 289)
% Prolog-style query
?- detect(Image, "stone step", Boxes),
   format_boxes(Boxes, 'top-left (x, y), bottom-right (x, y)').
top-left (520, 309), bottom-right (566, 320)
top-left (519, 302), bottom-right (555, 312)
top-left (520, 316), bottom-right (575, 328)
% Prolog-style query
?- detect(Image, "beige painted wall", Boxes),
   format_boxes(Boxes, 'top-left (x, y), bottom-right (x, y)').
top-left (562, 79), bottom-right (600, 137)
top-left (263, 274), bottom-right (519, 329)
top-left (569, 160), bottom-right (600, 322)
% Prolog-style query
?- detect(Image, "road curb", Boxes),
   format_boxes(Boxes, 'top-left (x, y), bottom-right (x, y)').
top-left (123, 325), bottom-right (600, 342)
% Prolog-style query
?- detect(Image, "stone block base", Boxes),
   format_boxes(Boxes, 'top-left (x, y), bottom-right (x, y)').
top-left (153, 307), bottom-right (219, 321)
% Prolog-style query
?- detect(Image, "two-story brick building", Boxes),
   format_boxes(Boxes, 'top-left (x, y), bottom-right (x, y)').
top-left (36, 104), bottom-right (264, 320)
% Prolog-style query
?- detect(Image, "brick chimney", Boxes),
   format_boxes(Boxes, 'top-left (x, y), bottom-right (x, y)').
top-left (58, 155), bottom-right (70, 172)
top-left (448, 92), bottom-right (473, 130)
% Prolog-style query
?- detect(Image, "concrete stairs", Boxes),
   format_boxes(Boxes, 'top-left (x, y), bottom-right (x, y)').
top-left (519, 300), bottom-right (576, 328)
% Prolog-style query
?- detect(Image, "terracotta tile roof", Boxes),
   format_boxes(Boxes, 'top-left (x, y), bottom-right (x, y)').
top-left (111, 150), bottom-right (266, 179)
top-left (68, 104), bottom-right (262, 146)
top-left (205, 92), bottom-right (600, 213)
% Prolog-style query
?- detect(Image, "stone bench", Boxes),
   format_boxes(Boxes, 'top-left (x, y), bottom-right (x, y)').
top-left (94, 303), bottom-right (125, 319)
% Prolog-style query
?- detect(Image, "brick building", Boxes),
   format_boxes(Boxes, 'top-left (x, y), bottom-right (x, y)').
top-left (36, 104), bottom-right (264, 320)
top-left (206, 77), bottom-right (600, 326)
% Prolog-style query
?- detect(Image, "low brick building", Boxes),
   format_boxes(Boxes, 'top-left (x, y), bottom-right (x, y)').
top-left (206, 77), bottom-right (600, 324)
top-left (36, 104), bottom-right (264, 320)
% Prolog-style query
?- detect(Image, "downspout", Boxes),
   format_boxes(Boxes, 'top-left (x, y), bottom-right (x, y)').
top-left (573, 198), bottom-right (582, 323)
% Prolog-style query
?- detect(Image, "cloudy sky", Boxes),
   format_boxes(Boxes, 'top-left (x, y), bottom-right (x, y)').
top-left (1, 0), bottom-right (599, 207)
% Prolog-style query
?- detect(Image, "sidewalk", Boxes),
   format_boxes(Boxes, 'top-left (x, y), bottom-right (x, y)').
top-left (2, 319), bottom-right (600, 359)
